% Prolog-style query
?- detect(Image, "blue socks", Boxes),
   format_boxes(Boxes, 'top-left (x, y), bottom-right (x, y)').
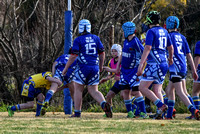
top-left (164, 97), bottom-right (168, 105)
top-left (45, 90), bottom-right (54, 102)
top-left (11, 104), bottom-right (20, 111)
top-left (154, 99), bottom-right (163, 108)
top-left (100, 101), bottom-right (106, 109)
top-left (167, 100), bottom-right (175, 118)
top-left (188, 104), bottom-right (196, 115)
top-left (124, 99), bottom-right (132, 112)
top-left (36, 101), bottom-right (44, 116)
top-left (74, 110), bottom-right (81, 117)
top-left (136, 97), bottom-right (146, 113)
top-left (188, 95), bottom-right (195, 108)
top-left (193, 96), bottom-right (200, 110)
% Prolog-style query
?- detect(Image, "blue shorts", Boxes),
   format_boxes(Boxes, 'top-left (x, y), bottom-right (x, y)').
top-left (169, 64), bottom-right (186, 82)
top-left (110, 81), bottom-right (123, 94)
top-left (142, 63), bottom-right (168, 84)
top-left (73, 65), bottom-right (99, 85)
top-left (54, 66), bottom-right (75, 84)
top-left (21, 80), bottom-right (41, 101)
top-left (120, 67), bottom-right (141, 89)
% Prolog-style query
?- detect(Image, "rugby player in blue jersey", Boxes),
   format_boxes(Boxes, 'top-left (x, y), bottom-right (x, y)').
top-left (40, 53), bottom-right (77, 116)
top-left (106, 22), bottom-right (148, 118)
top-left (137, 11), bottom-right (174, 119)
top-left (192, 41), bottom-right (200, 111)
top-left (164, 16), bottom-right (199, 120)
top-left (62, 19), bottom-right (112, 118)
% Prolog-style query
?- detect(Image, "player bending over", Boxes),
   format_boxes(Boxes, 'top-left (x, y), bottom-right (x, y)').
top-left (7, 72), bottom-right (62, 117)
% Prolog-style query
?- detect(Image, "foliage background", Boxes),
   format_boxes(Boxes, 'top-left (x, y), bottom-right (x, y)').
top-left (0, 0), bottom-right (200, 112)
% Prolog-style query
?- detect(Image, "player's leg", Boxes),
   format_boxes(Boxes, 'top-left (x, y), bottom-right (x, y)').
top-left (120, 85), bottom-right (134, 118)
top-left (72, 82), bottom-right (84, 117)
top-left (132, 88), bottom-right (148, 118)
top-left (88, 84), bottom-right (112, 118)
top-left (41, 69), bottom-right (64, 115)
top-left (44, 83), bottom-right (58, 103)
top-left (68, 81), bottom-right (75, 101)
top-left (166, 81), bottom-right (175, 119)
top-left (192, 69), bottom-right (200, 110)
top-left (145, 84), bottom-right (153, 113)
top-left (8, 80), bottom-right (37, 117)
top-left (106, 90), bottom-right (116, 106)
top-left (174, 81), bottom-right (199, 120)
top-left (164, 83), bottom-right (171, 106)
top-left (152, 84), bottom-right (164, 103)
top-left (106, 81), bottom-right (121, 107)
top-left (35, 93), bottom-right (45, 116)
top-left (192, 82), bottom-right (200, 110)
top-left (139, 81), bottom-right (157, 102)
top-left (182, 79), bottom-right (196, 107)
top-left (40, 82), bottom-right (59, 116)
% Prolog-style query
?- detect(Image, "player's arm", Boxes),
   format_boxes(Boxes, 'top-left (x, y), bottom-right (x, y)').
top-left (187, 53), bottom-right (198, 81)
top-left (100, 74), bottom-right (114, 84)
top-left (104, 55), bottom-right (122, 74)
top-left (137, 45), bottom-right (151, 76)
top-left (46, 77), bottom-right (62, 87)
top-left (62, 54), bottom-right (77, 75)
top-left (167, 45), bottom-right (174, 65)
top-left (52, 61), bottom-right (58, 76)
top-left (99, 52), bottom-right (105, 72)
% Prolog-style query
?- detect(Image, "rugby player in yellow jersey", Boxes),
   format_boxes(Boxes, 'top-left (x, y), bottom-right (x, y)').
top-left (7, 72), bottom-right (62, 117)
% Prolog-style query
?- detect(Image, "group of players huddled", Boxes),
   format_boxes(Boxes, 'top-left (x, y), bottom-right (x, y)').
top-left (7, 11), bottom-right (200, 120)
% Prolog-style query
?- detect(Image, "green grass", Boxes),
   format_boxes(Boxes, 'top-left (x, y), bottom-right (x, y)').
top-left (0, 112), bottom-right (200, 134)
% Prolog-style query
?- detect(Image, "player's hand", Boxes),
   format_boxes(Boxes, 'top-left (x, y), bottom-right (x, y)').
top-left (137, 63), bottom-right (143, 76)
top-left (100, 78), bottom-right (107, 84)
top-left (168, 58), bottom-right (173, 65)
top-left (100, 66), bottom-right (103, 72)
top-left (62, 69), bottom-right (68, 76)
top-left (114, 76), bottom-right (120, 81)
top-left (193, 71), bottom-right (198, 81)
top-left (103, 66), bottom-right (111, 72)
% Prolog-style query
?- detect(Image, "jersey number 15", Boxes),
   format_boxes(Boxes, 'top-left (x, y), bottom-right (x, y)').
top-left (85, 43), bottom-right (96, 55)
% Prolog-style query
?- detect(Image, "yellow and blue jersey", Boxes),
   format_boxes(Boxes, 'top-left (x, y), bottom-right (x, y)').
top-left (140, 33), bottom-right (146, 46)
top-left (28, 72), bottom-right (52, 90)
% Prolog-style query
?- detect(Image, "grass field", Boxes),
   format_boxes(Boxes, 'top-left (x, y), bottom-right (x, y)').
top-left (0, 112), bottom-right (200, 134)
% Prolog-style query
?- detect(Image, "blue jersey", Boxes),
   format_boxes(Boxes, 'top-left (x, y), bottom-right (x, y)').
top-left (145, 26), bottom-right (172, 64)
top-left (55, 54), bottom-right (77, 70)
top-left (71, 33), bottom-right (104, 66)
top-left (195, 41), bottom-right (200, 70)
top-left (195, 41), bottom-right (200, 56)
top-left (121, 36), bottom-right (144, 69)
top-left (169, 31), bottom-right (190, 74)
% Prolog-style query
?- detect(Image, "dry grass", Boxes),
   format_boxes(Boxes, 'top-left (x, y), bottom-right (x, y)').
top-left (0, 112), bottom-right (200, 134)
